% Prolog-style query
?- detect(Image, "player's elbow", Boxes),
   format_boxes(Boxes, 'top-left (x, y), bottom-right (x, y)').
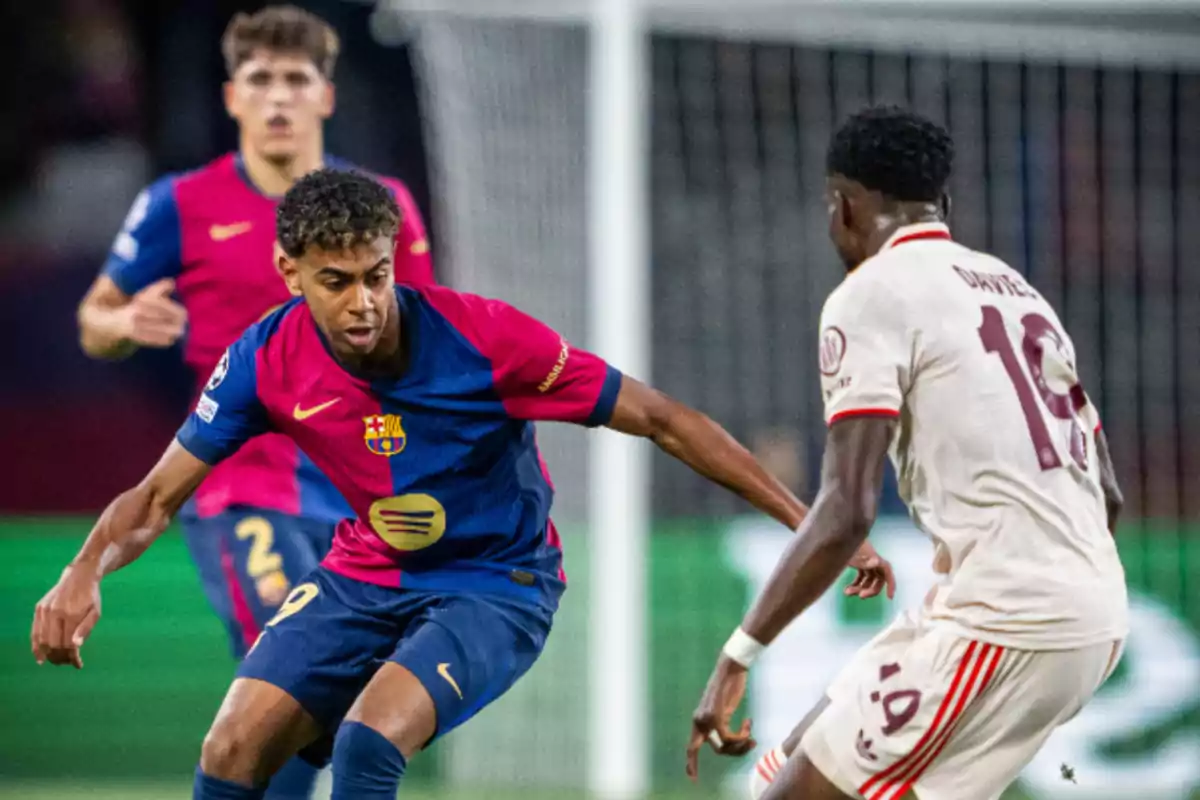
top-left (1104, 487), bottom-right (1123, 533)
top-left (826, 479), bottom-right (879, 543)
top-left (78, 327), bottom-right (117, 360)
top-left (1104, 478), bottom-right (1124, 511)
top-left (622, 383), bottom-right (686, 444)
top-left (129, 477), bottom-right (179, 534)
top-left (77, 302), bottom-right (131, 361)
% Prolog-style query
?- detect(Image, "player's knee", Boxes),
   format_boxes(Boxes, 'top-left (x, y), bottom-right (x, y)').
top-left (344, 707), bottom-right (427, 760)
top-left (332, 719), bottom-right (402, 764)
top-left (344, 663), bottom-right (438, 758)
top-left (200, 720), bottom-right (267, 782)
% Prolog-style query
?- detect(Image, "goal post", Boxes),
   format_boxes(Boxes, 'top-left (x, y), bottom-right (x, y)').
top-left (586, 1), bottom-right (652, 797)
top-left (398, 1), bottom-right (653, 795)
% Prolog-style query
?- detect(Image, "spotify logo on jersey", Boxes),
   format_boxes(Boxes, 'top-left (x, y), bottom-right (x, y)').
top-left (368, 494), bottom-right (447, 551)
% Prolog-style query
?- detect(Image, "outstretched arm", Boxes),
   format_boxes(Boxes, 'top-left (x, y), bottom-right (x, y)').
top-left (31, 442), bottom-right (211, 668)
top-left (685, 415), bottom-right (895, 780)
top-left (473, 299), bottom-right (807, 531)
top-left (738, 415), bottom-right (895, 644)
top-left (33, 326), bottom-right (267, 670)
top-left (71, 441), bottom-right (209, 576)
top-left (605, 376), bottom-right (806, 530)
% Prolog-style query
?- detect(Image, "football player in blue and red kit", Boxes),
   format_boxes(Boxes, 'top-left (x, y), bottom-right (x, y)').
top-left (34, 169), bottom-right (893, 800)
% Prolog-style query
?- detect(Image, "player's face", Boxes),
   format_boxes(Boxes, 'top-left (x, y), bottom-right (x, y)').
top-left (282, 236), bottom-right (397, 360)
top-left (224, 49), bottom-right (334, 163)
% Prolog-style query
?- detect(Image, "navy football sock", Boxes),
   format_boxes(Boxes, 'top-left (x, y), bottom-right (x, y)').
top-left (263, 755), bottom-right (319, 800)
top-left (193, 767), bottom-right (267, 800)
top-left (330, 721), bottom-right (408, 799)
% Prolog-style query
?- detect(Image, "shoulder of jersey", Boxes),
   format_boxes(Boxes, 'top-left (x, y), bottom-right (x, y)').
top-left (834, 251), bottom-right (896, 298)
top-left (139, 155), bottom-right (225, 197)
top-left (400, 281), bottom-right (471, 312)
top-left (399, 283), bottom-right (501, 348)
top-left (129, 160), bottom-right (224, 216)
top-left (168, 153), bottom-right (240, 193)
top-left (826, 246), bottom-right (924, 314)
top-left (847, 235), bottom-right (964, 289)
top-left (241, 297), bottom-right (306, 351)
top-left (858, 242), bottom-right (921, 274)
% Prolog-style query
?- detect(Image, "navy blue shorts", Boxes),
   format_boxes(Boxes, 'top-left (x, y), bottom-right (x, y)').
top-left (236, 566), bottom-right (553, 765)
top-left (181, 507), bottom-right (336, 659)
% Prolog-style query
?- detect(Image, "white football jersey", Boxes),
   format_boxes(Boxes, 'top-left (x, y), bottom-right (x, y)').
top-left (819, 222), bottom-right (1128, 650)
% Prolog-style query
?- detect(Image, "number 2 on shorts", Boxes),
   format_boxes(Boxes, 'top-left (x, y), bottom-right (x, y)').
top-left (977, 304), bottom-right (1088, 471)
top-left (234, 516), bottom-right (283, 578)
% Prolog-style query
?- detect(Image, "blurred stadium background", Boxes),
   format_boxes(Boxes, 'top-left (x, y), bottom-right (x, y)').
top-left (2, 0), bottom-right (1200, 798)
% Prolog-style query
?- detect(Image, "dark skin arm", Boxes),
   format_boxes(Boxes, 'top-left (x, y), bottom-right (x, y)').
top-left (31, 442), bottom-right (210, 668)
top-left (738, 416), bottom-right (894, 642)
top-left (685, 415), bottom-right (896, 781)
top-left (606, 376), bottom-right (895, 596)
top-left (606, 376), bottom-right (806, 529)
top-left (1095, 428), bottom-right (1122, 534)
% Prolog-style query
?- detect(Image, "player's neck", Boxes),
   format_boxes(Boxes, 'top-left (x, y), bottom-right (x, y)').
top-left (239, 143), bottom-right (325, 198)
top-left (864, 206), bottom-right (944, 259)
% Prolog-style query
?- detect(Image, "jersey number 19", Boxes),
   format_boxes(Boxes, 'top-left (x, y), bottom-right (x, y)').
top-left (978, 305), bottom-right (1089, 472)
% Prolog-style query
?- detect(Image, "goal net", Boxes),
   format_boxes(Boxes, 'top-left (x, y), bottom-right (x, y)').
top-left (390, 1), bottom-right (1200, 797)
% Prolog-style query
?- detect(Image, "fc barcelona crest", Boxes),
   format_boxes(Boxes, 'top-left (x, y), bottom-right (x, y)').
top-left (363, 414), bottom-right (406, 457)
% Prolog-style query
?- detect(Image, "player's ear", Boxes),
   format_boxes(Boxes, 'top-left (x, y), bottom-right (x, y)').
top-left (939, 192), bottom-right (952, 221)
top-left (835, 189), bottom-right (854, 231)
top-left (222, 81), bottom-right (238, 119)
top-left (319, 80), bottom-right (335, 120)
top-left (275, 242), bottom-right (303, 297)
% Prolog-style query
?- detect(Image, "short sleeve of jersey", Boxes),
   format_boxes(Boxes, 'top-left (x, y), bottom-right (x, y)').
top-left (101, 176), bottom-right (182, 295)
top-left (818, 271), bottom-right (912, 426)
top-left (175, 333), bottom-right (270, 465)
top-left (475, 298), bottom-right (622, 425)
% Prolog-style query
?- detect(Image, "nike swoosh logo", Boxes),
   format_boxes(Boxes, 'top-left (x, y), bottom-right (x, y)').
top-left (293, 398), bottom-right (341, 421)
top-left (437, 662), bottom-right (463, 699)
top-left (210, 222), bottom-right (253, 242)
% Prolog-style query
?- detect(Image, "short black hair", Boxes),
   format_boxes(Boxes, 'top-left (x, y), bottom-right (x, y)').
top-left (277, 168), bottom-right (400, 258)
top-left (826, 106), bottom-right (954, 203)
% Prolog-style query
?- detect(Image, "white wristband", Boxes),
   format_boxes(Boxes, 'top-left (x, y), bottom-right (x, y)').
top-left (722, 626), bottom-right (765, 668)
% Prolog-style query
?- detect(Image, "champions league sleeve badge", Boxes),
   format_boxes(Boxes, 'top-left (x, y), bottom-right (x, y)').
top-left (206, 349), bottom-right (230, 392)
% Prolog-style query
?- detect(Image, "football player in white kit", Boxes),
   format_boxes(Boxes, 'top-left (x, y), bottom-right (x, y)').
top-left (685, 106), bottom-right (1128, 800)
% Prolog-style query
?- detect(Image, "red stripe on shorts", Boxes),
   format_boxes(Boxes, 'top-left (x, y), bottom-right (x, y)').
top-left (220, 541), bottom-right (261, 652)
top-left (885, 645), bottom-right (1005, 800)
top-left (875, 644), bottom-right (1002, 800)
top-left (859, 641), bottom-right (981, 798)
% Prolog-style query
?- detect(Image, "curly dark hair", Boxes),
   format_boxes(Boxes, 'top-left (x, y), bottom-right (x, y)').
top-left (277, 168), bottom-right (400, 257)
top-left (826, 106), bottom-right (954, 203)
top-left (222, 5), bottom-right (339, 79)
